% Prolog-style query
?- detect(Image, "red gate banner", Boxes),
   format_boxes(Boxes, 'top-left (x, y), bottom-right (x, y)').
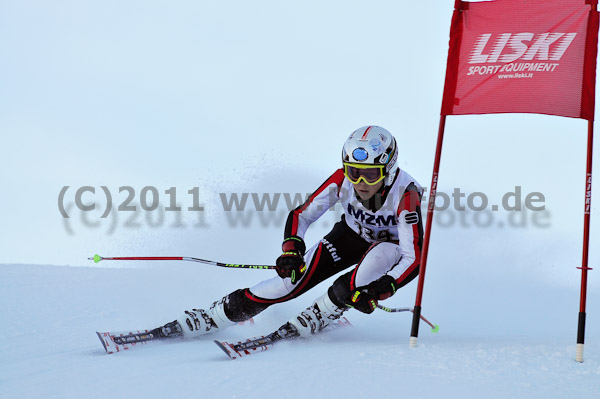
top-left (441, 0), bottom-right (600, 120)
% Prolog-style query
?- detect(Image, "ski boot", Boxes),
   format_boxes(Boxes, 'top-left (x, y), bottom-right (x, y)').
top-left (173, 296), bottom-right (236, 338)
top-left (287, 293), bottom-right (347, 337)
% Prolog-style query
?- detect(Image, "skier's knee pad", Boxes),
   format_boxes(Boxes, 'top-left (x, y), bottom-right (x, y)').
top-left (223, 289), bottom-right (270, 322)
top-left (328, 271), bottom-right (353, 308)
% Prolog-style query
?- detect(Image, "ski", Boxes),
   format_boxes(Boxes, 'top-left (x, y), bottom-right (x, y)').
top-left (97, 318), bottom-right (257, 354)
top-left (215, 316), bottom-right (352, 360)
top-left (96, 321), bottom-right (182, 354)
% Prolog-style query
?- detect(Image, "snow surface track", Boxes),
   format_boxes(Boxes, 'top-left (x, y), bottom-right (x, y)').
top-left (1, 262), bottom-right (598, 399)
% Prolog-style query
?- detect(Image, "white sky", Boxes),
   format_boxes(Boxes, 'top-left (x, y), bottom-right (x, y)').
top-left (0, 1), bottom-right (597, 275)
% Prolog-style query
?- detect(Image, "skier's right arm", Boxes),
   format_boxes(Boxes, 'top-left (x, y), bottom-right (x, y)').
top-left (283, 168), bottom-right (345, 240)
top-left (275, 169), bottom-right (344, 282)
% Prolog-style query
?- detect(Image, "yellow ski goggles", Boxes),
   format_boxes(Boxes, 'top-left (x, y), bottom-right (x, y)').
top-left (343, 163), bottom-right (386, 185)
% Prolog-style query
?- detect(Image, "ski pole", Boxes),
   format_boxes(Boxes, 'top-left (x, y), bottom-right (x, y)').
top-left (90, 254), bottom-right (439, 332)
top-left (88, 254), bottom-right (276, 270)
top-left (377, 305), bottom-right (440, 333)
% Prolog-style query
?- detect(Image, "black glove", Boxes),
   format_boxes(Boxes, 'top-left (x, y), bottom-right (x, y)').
top-left (348, 289), bottom-right (378, 314)
top-left (365, 275), bottom-right (398, 300)
top-left (275, 236), bottom-right (306, 284)
top-left (348, 275), bottom-right (398, 314)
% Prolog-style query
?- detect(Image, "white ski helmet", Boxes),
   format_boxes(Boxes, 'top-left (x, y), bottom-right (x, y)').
top-left (341, 126), bottom-right (398, 186)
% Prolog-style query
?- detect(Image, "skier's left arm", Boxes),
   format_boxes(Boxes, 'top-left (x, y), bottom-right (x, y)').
top-left (367, 185), bottom-right (424, 300)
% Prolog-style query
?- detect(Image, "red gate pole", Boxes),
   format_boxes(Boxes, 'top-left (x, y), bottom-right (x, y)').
top-left (410, 115), bottom-right (447, 347)
top-left (576, 119), bottom-right (594, 362)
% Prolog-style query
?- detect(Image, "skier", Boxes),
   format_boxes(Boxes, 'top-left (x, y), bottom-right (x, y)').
top-left (161, 125), bottom-right (424, 339)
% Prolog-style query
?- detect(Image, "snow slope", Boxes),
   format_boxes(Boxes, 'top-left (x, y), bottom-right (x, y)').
top-left (1, 230), bottom-right (598, 399)
top-left (1, 1), bottom-right (599, 398)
